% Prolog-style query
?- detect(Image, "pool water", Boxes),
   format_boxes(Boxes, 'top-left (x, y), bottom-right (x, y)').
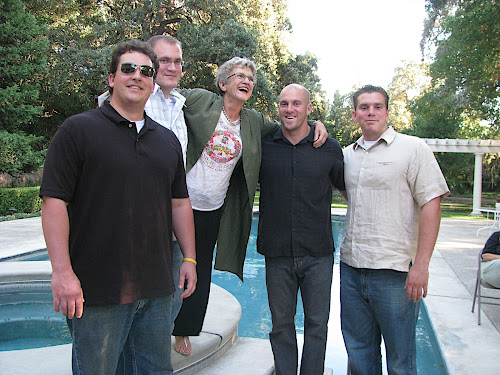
top-left (0, 289), bottom-right (70, 351)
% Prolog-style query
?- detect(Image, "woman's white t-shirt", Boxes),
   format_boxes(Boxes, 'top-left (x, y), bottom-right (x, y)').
top-left (186, 111), bottom-right (243, 211)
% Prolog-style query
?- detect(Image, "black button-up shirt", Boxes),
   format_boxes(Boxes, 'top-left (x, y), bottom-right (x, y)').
top-left (257, 126), bottom-right (345, 258)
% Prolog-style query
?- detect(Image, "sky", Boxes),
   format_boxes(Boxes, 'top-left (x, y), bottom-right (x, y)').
top-left (286, 0), bottom-right (428, 99)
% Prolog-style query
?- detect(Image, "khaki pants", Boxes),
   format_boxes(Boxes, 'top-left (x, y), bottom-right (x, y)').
top-left (483, 259), bottom-right (500, 288)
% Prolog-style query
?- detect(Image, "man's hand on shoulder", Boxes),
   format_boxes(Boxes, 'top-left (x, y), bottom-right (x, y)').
top-left (313, 121), bottom-right (328, 148)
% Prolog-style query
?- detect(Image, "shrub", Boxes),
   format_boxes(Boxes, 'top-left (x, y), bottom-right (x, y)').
top-left (0, 187), bottom-right (42, 216)
top-left (0, 130), bottom-right (46, 175)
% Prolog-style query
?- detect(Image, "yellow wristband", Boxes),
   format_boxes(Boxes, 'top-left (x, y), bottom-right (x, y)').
top-left (183, 257), bottom-right (197, 266)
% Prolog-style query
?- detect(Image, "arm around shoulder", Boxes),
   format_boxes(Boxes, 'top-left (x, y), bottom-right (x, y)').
top-left (312, 121), bottom-right (328, 148)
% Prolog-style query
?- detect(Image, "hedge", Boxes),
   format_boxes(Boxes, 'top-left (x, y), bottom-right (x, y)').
top-left (0, 187), bottom-right (42, 216)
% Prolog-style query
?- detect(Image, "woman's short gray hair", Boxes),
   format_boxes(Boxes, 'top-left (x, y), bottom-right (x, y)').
top-left (215, 57), bottom-right (257, 95)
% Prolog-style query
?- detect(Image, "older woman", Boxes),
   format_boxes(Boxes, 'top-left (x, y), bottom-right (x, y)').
top-left (173, 57), bottom-right (327, 355)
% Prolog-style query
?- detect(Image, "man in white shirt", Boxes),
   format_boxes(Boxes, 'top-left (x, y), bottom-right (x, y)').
top-left (145, 35), bottom-right (188, 162)
top-left (145, 36), bottom-right (189, 350)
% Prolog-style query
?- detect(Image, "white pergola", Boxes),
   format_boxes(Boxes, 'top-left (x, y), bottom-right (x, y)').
top-left (423, 138), bottom-right (500, 215)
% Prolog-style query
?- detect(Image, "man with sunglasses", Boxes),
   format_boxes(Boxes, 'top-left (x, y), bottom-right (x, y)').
top-left (40, 39), bottom-right (196, 374)
top-left (98, 34), bottom-right (192, 354)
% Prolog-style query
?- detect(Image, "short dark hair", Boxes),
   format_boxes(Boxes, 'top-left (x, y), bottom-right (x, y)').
top-left (353, 85), bottom-right (389, 110)
top-left (109, 40), bottom-right (158, 93)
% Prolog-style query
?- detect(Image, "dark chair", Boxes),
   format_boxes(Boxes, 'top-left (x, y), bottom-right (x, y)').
top-left (471, 250), bottom-right (500, 325)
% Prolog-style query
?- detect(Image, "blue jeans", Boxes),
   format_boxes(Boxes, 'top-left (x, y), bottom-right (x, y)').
top-left (265, 255), bottom-right (333, 375)
top-left (68, 296), bottom-right (173, 375)
top-left (340, 262), bottom-right (420, 375)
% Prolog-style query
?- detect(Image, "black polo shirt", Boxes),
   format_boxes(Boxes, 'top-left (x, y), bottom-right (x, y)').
top-left (40, 103), bottom-right (188, 305)
top-left (257, 126), bottom-right (345, 258)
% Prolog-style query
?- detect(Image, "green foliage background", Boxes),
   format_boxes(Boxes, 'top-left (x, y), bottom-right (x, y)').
top-left (0, 187), bottom-right (42, 215)
top-left (0, 0), bottom-right (498, 193)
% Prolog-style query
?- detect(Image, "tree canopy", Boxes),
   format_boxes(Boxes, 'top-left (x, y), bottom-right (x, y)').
top-left (0, 0), bottom-right (48, 175)
top-left (1, 0), bottom-right (498, 191)
top-left (422, 0), bottom-right (500, 131)
top-left (0, 0), bottom-right (48, 133)
top-left (16, 0), bottom-right (329, 141)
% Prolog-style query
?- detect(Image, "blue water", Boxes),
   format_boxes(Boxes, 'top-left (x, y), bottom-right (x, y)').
top-left (0, 218), bottom-right (448, 374)
top-left (0, 289), bottom-right (70, 351)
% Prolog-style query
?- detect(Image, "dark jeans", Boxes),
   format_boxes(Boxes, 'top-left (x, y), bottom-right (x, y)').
top-left (265, 254), bottom-right (334, 375)
top-left (340, 262), bottom-right (420, 375)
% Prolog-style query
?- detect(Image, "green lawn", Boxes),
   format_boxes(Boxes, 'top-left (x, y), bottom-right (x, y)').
top-left (0, 192), bottom-right (496, 222)
top-left (254, 191), bottom-right (494, 221)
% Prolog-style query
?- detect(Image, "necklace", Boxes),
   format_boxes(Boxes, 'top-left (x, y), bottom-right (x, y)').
top-left (222, 106), bottom-right (241, 126)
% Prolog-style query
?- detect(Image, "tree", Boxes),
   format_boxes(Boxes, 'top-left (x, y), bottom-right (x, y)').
top-left (388, 61), bottom-right (432, 132)
top-left (408, 86), bottom-right (483, 193)
top-left (0, 0), bottom-right (48, 134)
top-left (0, 130), bottom-right (45, 175)
top-left (422, 0), bottom-right (500, 129)
top-left (276, 52), bottom-right (328, 121)
top-left (22, 0), bottom-right (327, 139)
top-left (22, 0), bottom-right (289, 134)
top-left (23, 0), bottom-right (239, 137)
top-left (327, 90), bottom-right (359, 148)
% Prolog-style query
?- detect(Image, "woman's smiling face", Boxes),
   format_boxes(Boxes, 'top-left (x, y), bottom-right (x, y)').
top-left (218, 66), bottom-right (255, 103)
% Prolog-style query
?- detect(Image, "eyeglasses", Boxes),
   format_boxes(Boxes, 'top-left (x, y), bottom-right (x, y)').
top-left (158, 58), bottom-right (184, 67)
top-left (120, 62), bottom-right (155, 78)
top-left (227, 72), bottom-right (256, 84)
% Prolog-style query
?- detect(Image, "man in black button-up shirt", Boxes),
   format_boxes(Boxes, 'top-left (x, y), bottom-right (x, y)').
top-left (257, 84), bottom-right (345, 375)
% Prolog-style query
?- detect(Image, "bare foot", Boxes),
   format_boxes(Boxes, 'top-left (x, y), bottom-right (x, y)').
top-left (174, 336), bottom-right (191, 356)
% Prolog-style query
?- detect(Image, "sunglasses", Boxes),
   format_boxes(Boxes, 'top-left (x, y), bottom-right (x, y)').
top-left (120, 62), bottom-right (155, 78)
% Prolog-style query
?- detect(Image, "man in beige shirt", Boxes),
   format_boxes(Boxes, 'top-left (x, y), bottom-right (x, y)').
top-left (340, 85), bottom-right (449, 375)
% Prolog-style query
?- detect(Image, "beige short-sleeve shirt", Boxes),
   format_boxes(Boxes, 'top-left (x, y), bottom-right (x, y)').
top-left (340, 127), bottom-right (449, 272)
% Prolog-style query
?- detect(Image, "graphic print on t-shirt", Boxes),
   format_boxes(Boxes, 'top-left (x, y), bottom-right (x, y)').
top-left (202, 125), bottom-right (242, 171)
